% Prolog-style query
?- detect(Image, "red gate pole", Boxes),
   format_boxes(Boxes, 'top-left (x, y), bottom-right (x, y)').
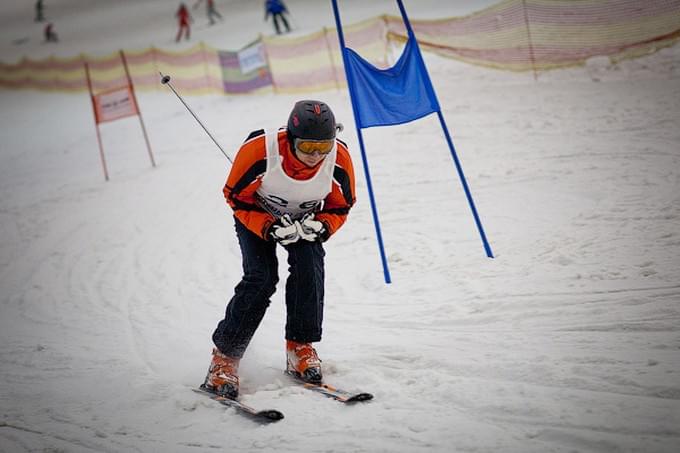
top-left (84, 60), bottom-right (110, 182)
top-left (120, 50), bottom-right (157, 167)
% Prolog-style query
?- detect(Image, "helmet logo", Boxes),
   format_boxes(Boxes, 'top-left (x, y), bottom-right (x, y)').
top-left (313, 104), bottom-right (321, 115)
top-left (292, 114), bottom-right (299, 126)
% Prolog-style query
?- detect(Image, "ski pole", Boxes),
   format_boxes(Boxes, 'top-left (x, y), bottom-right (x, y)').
top-left (159, 72), bottom-right (232, 163)
top-left (287, 11), bottom-right (299, 31)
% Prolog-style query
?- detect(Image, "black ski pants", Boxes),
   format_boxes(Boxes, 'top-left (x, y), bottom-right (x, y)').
top-left (212, 217), bottom-right (325, 358)
top-left (272, 13), bottom-right (290, 34)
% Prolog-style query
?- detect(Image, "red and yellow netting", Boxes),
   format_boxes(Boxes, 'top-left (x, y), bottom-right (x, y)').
top-left (386, 0), bottom-right (680, 72)
top-left (1, 0), bottom-right (678, 93)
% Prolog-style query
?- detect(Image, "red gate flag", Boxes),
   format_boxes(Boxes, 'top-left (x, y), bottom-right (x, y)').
top-left (93, 85), bottom-right (139, 124)
top-left (84, 50), bottom-right (156, 182)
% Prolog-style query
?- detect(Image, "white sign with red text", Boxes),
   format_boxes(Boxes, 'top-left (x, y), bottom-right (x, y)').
top-left (93, 86), bottom-right (138, 124)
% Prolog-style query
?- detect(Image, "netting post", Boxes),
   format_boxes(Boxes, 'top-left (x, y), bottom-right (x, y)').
top-left (521, 0), bottom-right (538, 81)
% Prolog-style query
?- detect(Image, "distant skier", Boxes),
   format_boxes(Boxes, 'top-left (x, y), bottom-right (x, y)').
top-left (34, 0), bottom-right (45, 22)
top-left (202, 100), bottom-right (356, 399)
top-left (193, 0), bottom-right (223, 26)
top-left (175, 3), bottom-right (192, 42)
top-left (264, 0), bottom-right (290, 35)
top-left (44, 22), bottom-right (58, 43)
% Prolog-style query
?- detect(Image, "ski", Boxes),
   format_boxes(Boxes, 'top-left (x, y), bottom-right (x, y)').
top-left (193, 385), bottom-right (284, 423)
top-left (286, 371), bottom-right (373, 403)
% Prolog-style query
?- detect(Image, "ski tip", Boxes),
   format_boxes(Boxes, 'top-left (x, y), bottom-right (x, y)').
top-left (194, 385), bottom-right (213, 396)
top-left (258, 409), bottom-right (285, 421)
top-left (346, 392), bottom-right (373, 403)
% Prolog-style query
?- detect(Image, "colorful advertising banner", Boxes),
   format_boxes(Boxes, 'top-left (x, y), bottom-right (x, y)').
top-left (219, 40), bottom-right (273, 94)
top-left (237, 42), bottom-right (268, 74)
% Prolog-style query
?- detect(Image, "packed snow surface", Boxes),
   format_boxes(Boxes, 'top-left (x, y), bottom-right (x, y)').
top-left (1, 1), bottom-right (679, 452)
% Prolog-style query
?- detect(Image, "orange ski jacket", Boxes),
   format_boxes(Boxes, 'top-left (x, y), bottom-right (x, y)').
top-left (223, 129), bottom-right (356, 241)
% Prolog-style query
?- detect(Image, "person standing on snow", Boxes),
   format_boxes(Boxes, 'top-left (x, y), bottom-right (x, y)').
top-left (202, 100), bottom-right (356, 398)
top-left (35, 0), bottom-right (45, 22)
top-left (44, 22), bottom-right (58, 42)
top-left (193, 0), bottom-right (223, 26)
top-left (175, 3), bottom-right (192, 42)
top-left (264, 0), bottom-right (291, 35)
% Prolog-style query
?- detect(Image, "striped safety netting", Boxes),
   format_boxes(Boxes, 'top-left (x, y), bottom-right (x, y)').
top-left (1, 0), bottom-right (678, 94)
top-left (386, 0), bottom-right (680, 72)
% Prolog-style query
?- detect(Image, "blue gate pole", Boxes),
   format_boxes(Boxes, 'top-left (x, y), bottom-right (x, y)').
top-left (355, 127), bottom-right (393, 283)
top-left (331, 0), bottom-right (393, 283)
top-left (396, 0), bottom-right (494, 258)
top-left (437, 111), bottom-right (494, 258)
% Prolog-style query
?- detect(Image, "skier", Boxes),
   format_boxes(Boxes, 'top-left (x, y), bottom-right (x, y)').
top-left (193, 0), bottom-right (223, 26)
top-left (34, 0), bottom-right (45, 22)
top-left (175, 3), bottom-right (192, 42)
top-left (203, 100), bottom-right (356, 399)
top-left (264, 0), bottom-right (291, 35)
top-left (44, 22), bottom-right (58, 42)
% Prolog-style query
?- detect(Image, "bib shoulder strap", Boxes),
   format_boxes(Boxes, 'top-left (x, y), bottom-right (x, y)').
top-left (264, 129), bottom-right (282, 173)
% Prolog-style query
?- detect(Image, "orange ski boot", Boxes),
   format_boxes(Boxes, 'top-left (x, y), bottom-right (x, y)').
top-left (286, 340), bottom-right (322, 383)
top-left (203, 348), bottom-right (239, 398)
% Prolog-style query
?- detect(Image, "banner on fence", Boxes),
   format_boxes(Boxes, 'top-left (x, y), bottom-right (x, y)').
top-left (219, 39), bottom-right (273, 94)
top-left (238, 42), bottom-right (267, 74)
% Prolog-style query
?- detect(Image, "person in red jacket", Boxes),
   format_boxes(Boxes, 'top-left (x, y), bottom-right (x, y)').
top-left (202, 100), bottom-right (356, 398)
top-left (175, 3), bottom-right (192, 42)
top-left (44, 22), bottom-right (58, 42)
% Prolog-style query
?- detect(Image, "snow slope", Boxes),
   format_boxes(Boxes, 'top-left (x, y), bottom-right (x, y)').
top-left (1, 1), bottom-right (679, 452)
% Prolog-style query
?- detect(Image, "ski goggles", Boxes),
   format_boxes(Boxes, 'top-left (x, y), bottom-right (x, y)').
top-left (294, 138), bottom-right (334, 155)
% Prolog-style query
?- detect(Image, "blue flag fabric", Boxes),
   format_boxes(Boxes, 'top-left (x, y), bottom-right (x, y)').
top-left (344, 36), bottom-right (440, 129)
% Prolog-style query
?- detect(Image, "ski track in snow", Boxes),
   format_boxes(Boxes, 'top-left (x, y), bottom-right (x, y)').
top-left (2, 1), bottom-right (680, 452)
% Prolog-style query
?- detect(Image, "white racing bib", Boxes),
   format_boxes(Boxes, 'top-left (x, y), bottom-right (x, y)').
top-left (256, 130), bottom-right (337, 221)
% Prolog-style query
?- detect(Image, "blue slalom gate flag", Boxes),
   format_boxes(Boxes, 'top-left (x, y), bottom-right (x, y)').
top-left (344, 36), bottom-right (440, 128)
top-left (332, 0), bottom-right (494, 284)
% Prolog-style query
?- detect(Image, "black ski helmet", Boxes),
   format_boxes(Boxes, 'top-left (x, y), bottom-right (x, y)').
top-left (287, 100), bottom-right (336, 142)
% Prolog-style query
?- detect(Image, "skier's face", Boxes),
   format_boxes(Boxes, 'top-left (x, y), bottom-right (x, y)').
top-left (295, 149), bottom-right (327, 167)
